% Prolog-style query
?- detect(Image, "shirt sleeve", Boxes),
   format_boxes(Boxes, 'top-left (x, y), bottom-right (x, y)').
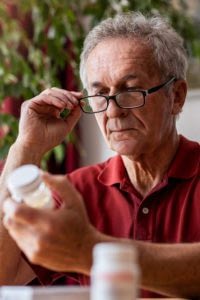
top-left (23, 253), bottom-right (90, 286)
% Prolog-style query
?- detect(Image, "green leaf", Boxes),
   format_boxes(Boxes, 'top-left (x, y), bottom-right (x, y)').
top-left (53, 144), bottom-right (66, 164)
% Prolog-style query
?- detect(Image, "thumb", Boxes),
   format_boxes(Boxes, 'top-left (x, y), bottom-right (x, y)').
top-left (41, 172), bottom-right (82, 208)
top-left (64, 106), bottom-right (81, 133)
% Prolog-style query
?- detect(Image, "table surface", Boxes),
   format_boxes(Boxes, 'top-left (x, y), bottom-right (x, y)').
top-left (0, 286), bottom-right (187, 300)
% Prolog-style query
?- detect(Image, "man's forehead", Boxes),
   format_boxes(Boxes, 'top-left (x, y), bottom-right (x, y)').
top-left (89, 74), bottom-right (138, 89)
top-left (86, 38), bottom-right (154, 71)
top-left (85, 39), bottom-right (156, 87)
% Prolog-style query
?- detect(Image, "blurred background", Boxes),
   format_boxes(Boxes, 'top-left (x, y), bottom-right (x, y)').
top-left (0, 0), bottom-right (199, 172)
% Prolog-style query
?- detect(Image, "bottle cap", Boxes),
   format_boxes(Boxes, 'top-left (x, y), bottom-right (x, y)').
top-left (7, 164), bottom-right (41, 200)
top-left (93, 242), bottom-right (137, 266)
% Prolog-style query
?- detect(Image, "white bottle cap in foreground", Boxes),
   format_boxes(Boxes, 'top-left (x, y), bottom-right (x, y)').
top-left (7, 164), bottom-right (41, 200)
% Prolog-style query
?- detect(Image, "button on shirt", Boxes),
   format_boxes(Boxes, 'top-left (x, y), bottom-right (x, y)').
top-left (30, 135), bottom-right (200, 298)
top-left (142, 207), bottom-right (149, 214)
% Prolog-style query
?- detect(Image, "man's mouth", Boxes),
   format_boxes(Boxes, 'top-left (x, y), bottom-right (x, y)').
top-left (110, 128), bottom-right (133, 132)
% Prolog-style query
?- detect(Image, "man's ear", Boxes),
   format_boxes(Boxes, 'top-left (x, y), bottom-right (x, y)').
top-left (172, 79), bottom-right (187, 115)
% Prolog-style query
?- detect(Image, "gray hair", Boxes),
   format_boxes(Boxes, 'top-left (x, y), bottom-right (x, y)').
top-left (80, 11), bottom-right (188, 88)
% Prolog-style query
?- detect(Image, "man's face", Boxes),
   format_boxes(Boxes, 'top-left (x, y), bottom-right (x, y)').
top-left (85, 38), bottom-right (177, 158)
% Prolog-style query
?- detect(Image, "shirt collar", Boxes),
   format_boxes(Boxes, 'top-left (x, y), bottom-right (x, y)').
top-left (98, 135), bottom-right (200, 186)
top-left (98, 155), bottom-right (127, 186)
top-left (167, 135), bottom-right (200, 179)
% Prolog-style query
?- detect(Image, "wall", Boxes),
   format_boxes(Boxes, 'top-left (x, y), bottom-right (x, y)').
top-left (176, 89), bottom-right (200, 141)
top-left (79, 89), bottom-right (200, 166)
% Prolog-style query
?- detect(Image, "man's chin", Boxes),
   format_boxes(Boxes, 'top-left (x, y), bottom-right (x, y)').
top-left (110, 142), bottom-right (137, 156)
top-left (110, 130), bottom-right (137, 141)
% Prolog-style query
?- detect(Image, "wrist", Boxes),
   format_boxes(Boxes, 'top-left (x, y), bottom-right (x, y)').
top-left (11, 141), bottom-right (43, 165)
top-left (78, 226), bottom-right (120, 275)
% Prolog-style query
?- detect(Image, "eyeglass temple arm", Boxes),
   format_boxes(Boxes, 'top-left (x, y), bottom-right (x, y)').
top-left (147, 76), bottom-right (176, 95)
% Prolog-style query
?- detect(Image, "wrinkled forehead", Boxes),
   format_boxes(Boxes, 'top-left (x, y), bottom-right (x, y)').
top-left (85, 37), bottom-right (158, 89)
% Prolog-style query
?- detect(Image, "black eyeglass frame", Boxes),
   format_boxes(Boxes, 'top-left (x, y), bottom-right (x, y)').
top-left (78, 76), bottom-right (176, 114)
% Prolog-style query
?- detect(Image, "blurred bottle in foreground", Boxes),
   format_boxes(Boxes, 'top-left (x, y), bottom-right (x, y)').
top-left (90, 242), bottom-right (140, 300)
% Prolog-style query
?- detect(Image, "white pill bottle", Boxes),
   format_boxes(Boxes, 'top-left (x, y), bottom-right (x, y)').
top-left (7, 164), bottom-right (54, 209)
top-left (90, 242), bottom-right (140, 300)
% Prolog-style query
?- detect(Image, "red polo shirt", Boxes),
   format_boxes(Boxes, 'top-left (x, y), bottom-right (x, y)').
top-left (30, 135), bottom-right (200, 297)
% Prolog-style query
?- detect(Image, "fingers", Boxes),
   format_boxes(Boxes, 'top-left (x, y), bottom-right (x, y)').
top-left (62, 106), bottom-right (82, 132)
top-left (34, 88), bottom-right (83, 111)
top-left (21, 88), bottom-right (83, 120)
top-left (3, 198), bottom-right (52, 228)
top-left (41, 172), bottom-right (82, 208)
top-left (3, 212), bottom-right (47, 265)
top-left (3, 215), bottom-right (33, 242)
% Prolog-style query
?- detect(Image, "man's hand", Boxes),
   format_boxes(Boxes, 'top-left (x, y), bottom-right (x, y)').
top-left (2, 173), bottom-right (98, 274)
top-left (16, 88), bottom-right (82, 156)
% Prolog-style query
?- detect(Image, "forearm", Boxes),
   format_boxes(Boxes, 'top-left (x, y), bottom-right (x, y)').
top-left (0, 142), bottom-right (42, 190)
top-left (136, 241), bottom-right (200, 298)
top-left (0, 142), bottom-right (42, 284)
top-left (82, 230), bottom-right (200, 298)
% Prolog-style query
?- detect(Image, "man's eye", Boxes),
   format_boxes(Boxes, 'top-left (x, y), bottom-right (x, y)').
top-left (96, 91), bottom-right (107, 96)
top-left (126, 87), bottom-right (139, 91)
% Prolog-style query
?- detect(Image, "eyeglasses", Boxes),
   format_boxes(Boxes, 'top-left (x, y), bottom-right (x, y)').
top-left (78, 76), bottom-right (176, 114)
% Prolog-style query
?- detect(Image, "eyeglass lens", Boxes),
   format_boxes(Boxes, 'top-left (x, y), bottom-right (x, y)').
top-left (80, 91), bottom-right (144, 113)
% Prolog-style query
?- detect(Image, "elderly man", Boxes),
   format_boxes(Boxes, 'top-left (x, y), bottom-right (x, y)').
top-left (0, 12), bottom-right (200, 298)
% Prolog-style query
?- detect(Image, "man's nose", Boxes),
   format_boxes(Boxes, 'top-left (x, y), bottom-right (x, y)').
top-left (106, 97), bottom-right (126, 118)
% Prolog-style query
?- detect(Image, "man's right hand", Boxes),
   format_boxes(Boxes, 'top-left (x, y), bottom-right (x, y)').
top-left (16, 88), bottom-right (82, 156)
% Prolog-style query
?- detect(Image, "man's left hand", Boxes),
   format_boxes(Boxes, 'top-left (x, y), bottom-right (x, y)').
top-left (3, 173), bottom-right (98, 274)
